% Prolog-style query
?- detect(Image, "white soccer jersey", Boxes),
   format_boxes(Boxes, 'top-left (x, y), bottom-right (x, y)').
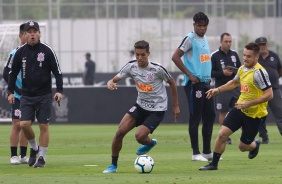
top-left (117, 60), bottom-right (171, 111)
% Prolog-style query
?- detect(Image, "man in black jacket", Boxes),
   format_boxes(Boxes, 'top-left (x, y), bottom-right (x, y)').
top-left (211, 33), bottom-right (241, 144)
top-left (255, 37), bottom-right (282, 144)
top-left (7, 21), bottom-right (63, 168)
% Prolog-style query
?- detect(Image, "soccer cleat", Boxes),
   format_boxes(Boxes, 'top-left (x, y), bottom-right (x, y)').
top-left (103, 164), bottom-right (117, 174)
top-left (199, 163), bottom-right (218, 171)
top-left (28, 147), bottom-right (39, 166)
top-left (19, 155), bottom-right (29, 164)
top-left (248, 140), bottom-right (261, 159)
top-left (10, 156), bottom-right (20, 165)
top-left (261, 137), bottom-right (269, 144)
top-left (191, 154), bottom-right (208, 161)
top-left (33, 156), bottom-right (45, 168)
top-left (136, 139), bottom-right (157, 155)
top-left (226, 137), bottom-right (232, 145)
top-left (201, 153), bottom-right (223, 161)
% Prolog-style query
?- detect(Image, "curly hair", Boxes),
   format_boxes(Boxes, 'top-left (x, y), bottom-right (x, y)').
top-left (193, 12), bottom-right (209, 25)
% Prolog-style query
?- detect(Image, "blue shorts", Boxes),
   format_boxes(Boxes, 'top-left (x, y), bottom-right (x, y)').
top-left (127, 103), bottom-right (165, 133)
top-left (223, 108), bottom-right (266, 145)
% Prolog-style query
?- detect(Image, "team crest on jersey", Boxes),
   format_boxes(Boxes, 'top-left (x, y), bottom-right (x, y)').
top-left (195, 90), bottom-right (202, 98)
top-left (270, 57), bottom-right (274, 61)
top-left (216, 103), bottom-right (222, 110)
top-left (231, 55), bottom-right (236, 62)
top-left (14, 109), bottom-right (21, 118)
top-left (37, 52), bottom-right (45, 62)
top-left (146, 73), bottom-right (154, 82)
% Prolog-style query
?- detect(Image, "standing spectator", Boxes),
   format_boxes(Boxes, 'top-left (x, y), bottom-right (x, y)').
top-left (211, 33), bottom-right (241, 145)
top-left (83, 52), bottom-right (96, 85)
top-left (199, 42), bottom-right (273, 171)
top-left (103, 40), bottom-right (180, 174)
top-left (2, 23), bottom-right (29, 165)
top-left (171, 12), bottom-right (216, 161)
top-left (255, 37), bottom-right (282, 144)
top-left (7, 20), bottom-right (63, 168)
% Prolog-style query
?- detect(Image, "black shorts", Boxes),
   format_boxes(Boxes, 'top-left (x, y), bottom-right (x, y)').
top-left (11, 98), bottom-right (21, 119)
top-left (215, 87), bottom-right (239, 112)
top-left (223, 108), bottom-right (266, 145)
top-left (20, 93), bottom-right (52, 123)
top-left (127, 103), bottom-right (165, 133)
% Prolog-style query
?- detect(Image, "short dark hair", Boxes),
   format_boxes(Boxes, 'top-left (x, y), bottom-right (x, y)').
top-left (134, 40), bottom-right (150, 52)
top-left (245, 42), bottom-right (260, 55)
top-left (220, 32), bottom-right (231, 41)
top-left (193, 12), bottom-right (209, 25)
top-left (19, 23), bottom-right (26, 34)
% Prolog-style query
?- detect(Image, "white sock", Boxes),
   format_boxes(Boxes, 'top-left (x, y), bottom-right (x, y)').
top-left (39, 146), bottom-right (48, 159)
top-left (28, 138), bottom-right (38, 151)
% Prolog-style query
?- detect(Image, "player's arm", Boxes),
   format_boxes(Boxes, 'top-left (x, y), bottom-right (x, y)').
top-left (171, 37), bottom-right (199, 83)
top-left (236, 88), bottom-right (273, 110)
top-left (166, 77), bottom-right (180, 122)
top-left (206, 79), bottom-right (239, 99)
top-left (107, 75), bottom-right (121, 90)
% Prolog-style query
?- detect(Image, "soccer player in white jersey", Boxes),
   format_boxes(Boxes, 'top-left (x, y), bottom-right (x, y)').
top-left (103, 40), bottom-right (180, 174)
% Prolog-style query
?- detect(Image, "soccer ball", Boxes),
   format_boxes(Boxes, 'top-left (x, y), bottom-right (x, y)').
top-left (134, 155), bottom-right (154, 173)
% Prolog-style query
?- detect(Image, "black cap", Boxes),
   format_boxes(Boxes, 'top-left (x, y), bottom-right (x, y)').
top-left (85, 52), bottom-right (91, 56)
top-left (255, 37), bottom-right (267, 44)
top-left (25, 21), bottom-right (40, 31)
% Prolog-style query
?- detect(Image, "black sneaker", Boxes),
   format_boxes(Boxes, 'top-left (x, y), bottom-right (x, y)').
top-left (28, 147), bottom-right (39, 166)
top-left (226, 137), bottom-right (232, 145)
top-left (199, 163), bottom-right (218, 171)
top-left (261, 137), bottom-right (269, 144)
top-left (248, 140), bottom-right (261, 159)
top-left (33, 156), bottom-right (45, 168)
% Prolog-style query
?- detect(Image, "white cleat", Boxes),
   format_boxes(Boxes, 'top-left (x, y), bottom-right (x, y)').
top-left (19, 155), bottom-right (29, 164)
top-left (191, 154), bottom-right (208, 161)
top-left (10, 156), bottom-right (20, 165)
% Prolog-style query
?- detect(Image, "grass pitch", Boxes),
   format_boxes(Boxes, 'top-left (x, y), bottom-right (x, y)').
top-left (0, 124), bottom-right (282, 184)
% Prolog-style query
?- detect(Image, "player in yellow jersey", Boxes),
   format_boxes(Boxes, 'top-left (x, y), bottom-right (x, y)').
top-left (199, 42), bottom-right (273, 171)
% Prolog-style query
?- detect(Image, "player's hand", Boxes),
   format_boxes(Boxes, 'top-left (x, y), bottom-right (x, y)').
top-left (223, 68), bottom-right (234, 76)
top-left (206, 88), bottom-right (219, 99)
top-left (173, 105), bottom-right (180, 123)
top-left (54, 92), bottom-right (62, 106)
top-left (235, 101), bottom-right (250, 109)
top-left (189, 75), bottom-right (200, 84)
top-left (107, 80), bottom-right (117, 90)
top-left (8, 94), bottom-right (15, 104)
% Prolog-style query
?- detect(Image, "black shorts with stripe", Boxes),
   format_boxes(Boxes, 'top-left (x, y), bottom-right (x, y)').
top-left (20, 93), bottom-right (52, 123)
top-left (223, 108), bottom-right (266, 145)
top-left (127, 103), bottom-right (165, 133)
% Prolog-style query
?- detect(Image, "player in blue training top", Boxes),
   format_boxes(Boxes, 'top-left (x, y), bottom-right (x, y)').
top-left (3, 23), bottom-right (29, 165)
top-left (103, 40), bottom-right (180, 174)
top-left (172, 12), bottom-right (216, 162)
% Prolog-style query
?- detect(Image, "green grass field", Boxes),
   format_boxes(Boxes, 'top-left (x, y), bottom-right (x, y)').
top-left (0, 124), bottom-right (281, 184)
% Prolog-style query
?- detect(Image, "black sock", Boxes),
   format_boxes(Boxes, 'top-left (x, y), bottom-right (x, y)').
top-left (112, 156), bottom-right (118, 166)
top-left (11, 147), bottom-right (17, 157)
top-left (20, 146), bottom-right (28, 157)
top-left (211, 152), bottom-right (221, 166)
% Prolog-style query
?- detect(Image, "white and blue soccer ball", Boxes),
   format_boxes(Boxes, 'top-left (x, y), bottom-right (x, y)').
top-left (134, 155), bottom-right (154, 173)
